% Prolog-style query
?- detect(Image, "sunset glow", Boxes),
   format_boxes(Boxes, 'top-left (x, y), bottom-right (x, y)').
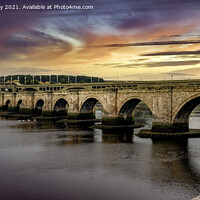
top-left (1, 0), bottom-right (200, 80)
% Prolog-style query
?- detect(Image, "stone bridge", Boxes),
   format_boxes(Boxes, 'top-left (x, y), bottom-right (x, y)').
top-left (1, 80), bottom-right (200, 132)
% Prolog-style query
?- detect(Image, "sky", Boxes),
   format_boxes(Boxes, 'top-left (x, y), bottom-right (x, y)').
top-left (1, 0), bottom-right (200, 80)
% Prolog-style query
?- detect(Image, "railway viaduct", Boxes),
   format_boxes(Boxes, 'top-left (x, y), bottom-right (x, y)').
top-left (1, 80), bottom-right (200, 132)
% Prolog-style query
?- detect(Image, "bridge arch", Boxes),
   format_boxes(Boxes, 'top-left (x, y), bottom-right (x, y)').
top-left (54, 98), bottom-right (68, 110)
top-left (21, 88), bottom-right (37, 92)
top-left (16, 100), bottom-right (22, 113)
top-left (173, 94), bottom-right (200, 123)
top-left (80, 97), bottom-right (104, 113)
top-left (4, 100), bottom-right (11, 111)
top-left (53, 98), bottom-right (69, 116)
top-left (34, 99), bottom-right (44, 115)
top-left (118, 97), bottom-right (152, 119)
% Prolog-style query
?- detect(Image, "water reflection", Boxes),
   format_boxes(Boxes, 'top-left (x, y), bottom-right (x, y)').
top-left (102, 132), bottom-right (133, 143)
top-left (56, 133), bottom-right (95, 145)
top-left (150, 139), bottom-right (200, 197)
top-left (0, 117), bottom-right (200, 200)
top-left (9, 119), bottom-right (134, 144)
top-left (9, 120), bottom-right (67, 131)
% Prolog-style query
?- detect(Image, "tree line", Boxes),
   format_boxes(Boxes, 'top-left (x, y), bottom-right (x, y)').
top-left (0, 75), bottom-right (105, 85)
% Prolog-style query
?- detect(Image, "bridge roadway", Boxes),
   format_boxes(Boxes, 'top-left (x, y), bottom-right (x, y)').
top-left (1, 80), bottom-right (200, 132)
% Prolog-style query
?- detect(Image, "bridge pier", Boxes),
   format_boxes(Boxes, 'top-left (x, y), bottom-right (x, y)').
top-left (68, 112), bottom-right (95, 120)
top-left (151, 122), bottom-right (189, 133)
top-left (102, 116), bottom-right (134, 126)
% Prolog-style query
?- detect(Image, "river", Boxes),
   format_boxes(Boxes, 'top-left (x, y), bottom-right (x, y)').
top-left (0, 114), bottom-right (200, 200)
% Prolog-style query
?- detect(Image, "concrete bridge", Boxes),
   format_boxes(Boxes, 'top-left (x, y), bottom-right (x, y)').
top-left (1, 80), bottom-right (200, 132)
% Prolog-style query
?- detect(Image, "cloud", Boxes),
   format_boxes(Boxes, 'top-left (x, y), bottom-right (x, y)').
top-left (143, 60), bottom-right (200, 67)
top-left (111, 64), bottom-right (136, 68)
top-left (89, 40), bottom-right (200, 48)
top-left (108, 60), bottom-right (200, 69)
top-left (169, 34), bottom-right (200, 37)
top-left (165, 72), bottom-right (195, 76)
top-left (2, 0), bottom-right (200, 79)
top-left (4, 30), bottom-right (71, 49)
top-left (121, 71), bottom-right (195, 81)
top-left (142, 50), bottom-right (200, 56)
top-left (0, 30), bottom-right (73, 61)
top-left (6, 67), bottom-right (57, 74)
top-left (94, 63), bottom-right (121, 67)
top-left (158, 67), bottom-right (200, 79)
top-left (113, 13), bottom-right (157, 31)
